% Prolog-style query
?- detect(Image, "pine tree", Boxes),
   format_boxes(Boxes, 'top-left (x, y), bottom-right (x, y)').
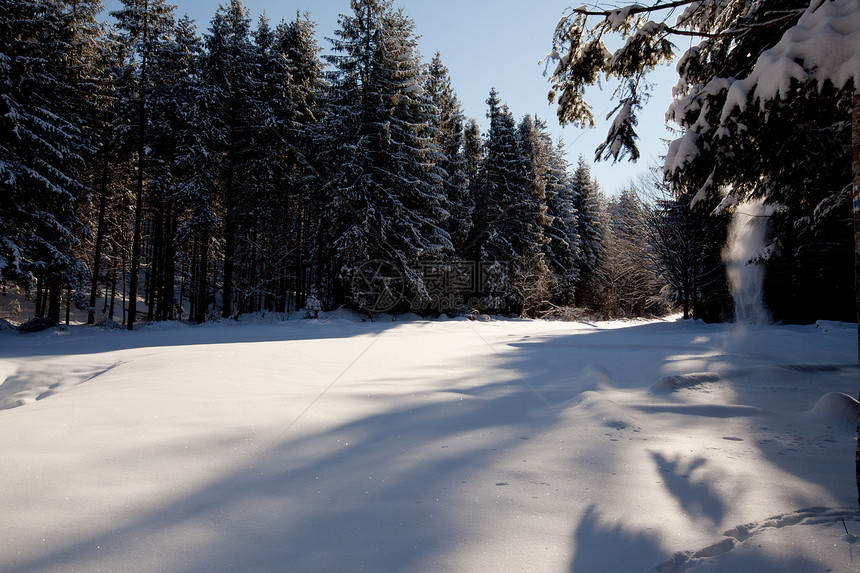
top-left (203, 0), bottom-right (258, 318)
top-left (475, 89), bottom-right (523, 262)
top-left (425, 52), bottom-right (470, 255)
top-left (324, 0), bottom-right (451, 311)
top-left (515, 115), bottom-right (555, 316)
top-left (112, 0), bottom-right (176, 329)
top-left (546, 0), bottom-right (856, 322)
top-left (0, 0), bottom-right (91, 322)
top-left (146, 13), bottom-right (210, 322)
top-left (459, 117), bottom-right (482, 261)
top-left (85, 29), bottom-right (127, 325)
top-left (570, 157), bottom-right (605, 308)
top-left (276, 13), bottom-right (326, 312)
top-left (468, 89), bottom-right (528, 312)
top-left (167, 14), bottom-right (219, 324)
top-left (542, 141), bottom-right (580, 304)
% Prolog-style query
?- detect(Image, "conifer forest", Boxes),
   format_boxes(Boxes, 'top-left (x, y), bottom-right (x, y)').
top-left (0, 0), bottom-right (855, 329)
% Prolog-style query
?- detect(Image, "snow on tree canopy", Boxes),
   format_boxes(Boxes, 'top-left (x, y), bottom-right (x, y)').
top-left (665, 0), bottom-right (859, 200)
top-left (722, 0), bottom-right (860, 121)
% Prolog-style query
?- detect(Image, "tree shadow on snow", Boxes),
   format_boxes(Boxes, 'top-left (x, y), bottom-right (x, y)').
top-left (0, 316), bottom-right (412, 359)
top-left (4, 363), bottom-right (584, 572)
top-left (568, 504), bottom-right (666, 573)
top-left (650, 451), bottom-right (726, 526)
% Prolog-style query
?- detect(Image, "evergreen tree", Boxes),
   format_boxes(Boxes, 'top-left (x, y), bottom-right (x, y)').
top-left (425, 52), bottom-right (470, 255)
top-left (203, 0), bottom-right (258, 318)
top-left (168, 14), bottom-right (219, 323)
top-left (475, 89), bottom-right (523, 262)
top-left (469, 89), bottom-right (550, 312)
top-left (112, 0), bottom-right (176, 329)
top-left (324, 0), bottom-right (451, 310)
top-left (542, 141), bottom-right (580, 303)
top-left (515, 115), bottom-right (555, 316)
top-left (85, 29), bottom-right (128, 325)
top-left (546, 0), bottom-right (856, 323)
top-left (570, 157), bottom-right (605, 307)
top-left (458, 117), bottom-right (482, 261)
top-left (275, 13), bottom-right (327, 312)
top-left (0, 0), bottom-right (92, 322)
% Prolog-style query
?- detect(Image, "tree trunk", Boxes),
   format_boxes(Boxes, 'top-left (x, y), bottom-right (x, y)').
top-left (195, 229), bottom-right (209, 324)
top-left (127, 146), bottom-right (145, 331)
top-left (34, 275), bottom-right (43, 317)
top-left (161, 208), bottom-right (176, 321)
top-left (88, 151), bottom-right (111, 325)
top-left (108, 269), bottom-right (117, 321)
top-left (127, 44), bottom-right (148, 331)
top-left (853, 93), bottom-right (860, 509)
top-left (222, 152), bottom-right (236, 319)
top-left (47, 279), bottom-right (61, 323)
top-left (147, 199), bottom-right (161, 322)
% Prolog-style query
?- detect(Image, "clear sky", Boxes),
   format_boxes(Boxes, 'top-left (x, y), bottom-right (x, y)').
top-left (102, 0), bottom-right (679, 195)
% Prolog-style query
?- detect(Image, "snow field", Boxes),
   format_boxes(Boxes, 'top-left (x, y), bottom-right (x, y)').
top-left (0, 317), bottom-right (858, 572)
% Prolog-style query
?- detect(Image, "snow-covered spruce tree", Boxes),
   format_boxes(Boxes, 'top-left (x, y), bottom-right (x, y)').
top-left (323, 0), bottom-right (452, 311)
top-left (665, 1), bottom-right (854, 323)
top-left (234, 13), bottom-right (286, 316)
top-left (542, 140), bottom-right (581, 305)
top-left (112, 0), bottom-right (175, 329)
top-left (459, 117), bottom-right (483, 261)
top-left (85, 30), bottom-right (128, 325)
top-left (0, 0), bottom-right (92, 322)
top-left (62, 0), bottom-right (105, 324)
top-left (570, 157), bottom-right (606, 309)
top-left (145, 14), bottom-right (215, 323)
top-left (275, 13), bottom-right (327, 312)
top-left (164, 14), bottom-right (221, 324)
top-left (425, 52), bottom-right (472, 256)
top-left (515, 115), bottom-right (556, 316)
top-left (546, 0), bottom-right (860, 503)
top-left (203, 0), bottom-right (259, 319)
top-left (468, 89), bottom-right (527, 312)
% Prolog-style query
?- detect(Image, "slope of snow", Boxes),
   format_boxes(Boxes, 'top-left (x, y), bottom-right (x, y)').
top-left (0, 317), bottom-right (857, 572)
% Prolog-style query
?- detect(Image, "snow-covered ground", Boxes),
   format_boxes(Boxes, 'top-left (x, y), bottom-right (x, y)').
top-left (0, 315), bottom-right (858, 572)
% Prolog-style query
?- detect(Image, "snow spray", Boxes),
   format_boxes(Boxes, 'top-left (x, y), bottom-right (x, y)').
top-left (723, 199), bottom-right (772, 325)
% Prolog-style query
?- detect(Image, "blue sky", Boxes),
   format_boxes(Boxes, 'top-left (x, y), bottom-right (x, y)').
top-left (102, 0), bottom-right (679, 195)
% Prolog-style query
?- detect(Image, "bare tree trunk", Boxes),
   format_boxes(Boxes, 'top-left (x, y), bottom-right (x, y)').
top-left (88, 152), bottom-right (110, 325)
top-left (853, 93), bottom-right (860, 509)
top-left (47, 279), bottom-right (61, 323)
top-left (34, 275), bottom-right (43, 317)
top-left (195, 229), bottom-right (209, 324)
top-left (222, 148), bottom-right (236, 319)
top-left (127, 45), bottom-right (148, 331)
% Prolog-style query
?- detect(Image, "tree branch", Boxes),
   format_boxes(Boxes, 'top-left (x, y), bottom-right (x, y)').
top-left (570, 0), bottom-right (703, 18)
